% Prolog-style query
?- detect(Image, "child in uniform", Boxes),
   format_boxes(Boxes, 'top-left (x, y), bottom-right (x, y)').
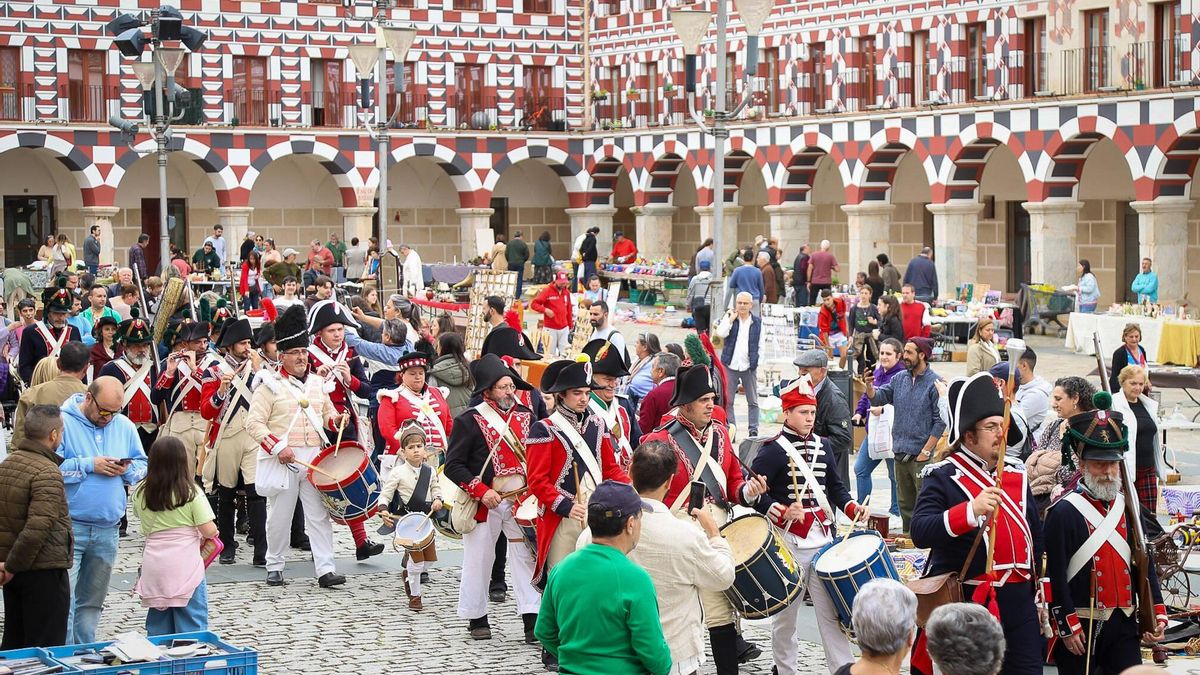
top-left (379, 422), bottom-right (443, 611)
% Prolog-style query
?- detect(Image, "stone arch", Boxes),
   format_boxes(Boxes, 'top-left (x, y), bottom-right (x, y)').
top-left (848, 126), bottom-right (936, 203)
top-left (1143, 109), bottom-right (1200, 200)
top-left (493, 158), bottom-right (573, 256)
top-left (587, 156), bottom-right (631, 207)
top-left (484, 144), bottom-right (587, 198)
top-left (937, 122), bottom-right (1036, 202)
top-left (642, 152), bottom-right (690, 206)
top-left (0, 131), bottom-right (104, 204)
top-left (110, 136), bottom-right (237, 205)
top-left (1032, 117), bottom-right (1137, 202)
top-left (387, 140), bottom-right (481, 195)
top-left (241, 138), bottom-right (359, 208)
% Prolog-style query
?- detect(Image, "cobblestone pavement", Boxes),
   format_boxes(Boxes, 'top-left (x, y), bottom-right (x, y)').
top-left (50, 327), bottom-right (1200, 673)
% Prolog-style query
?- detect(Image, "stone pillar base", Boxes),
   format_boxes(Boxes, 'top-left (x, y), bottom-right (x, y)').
top-left (927, 201), bottom-right (983, 300)
top-left (765, 204), bottom-right (814, 260)
top-left (1023, 201), bottom-right (1082, 288)
top-left (456, 208), bottom-right (495, 262)
top-left (1132, 198), bottom-right (1194, 304)
top-left (80, 207), bottom-right (121, 267)
top-left (631, 205), bottom-right (677, 261)
top-left (338, 207), bottom-right (377, 248)
top-left (842, 203), bottom-right (895, 283)
top-left (694, 205), bottom-right (742, 263)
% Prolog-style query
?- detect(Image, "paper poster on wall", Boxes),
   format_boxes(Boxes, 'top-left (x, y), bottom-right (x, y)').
top-left (475, 229), bottom-right (493, 260)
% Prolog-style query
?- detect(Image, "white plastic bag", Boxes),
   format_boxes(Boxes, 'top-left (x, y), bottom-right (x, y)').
top-left (867, 405), bottom-right (895, 460)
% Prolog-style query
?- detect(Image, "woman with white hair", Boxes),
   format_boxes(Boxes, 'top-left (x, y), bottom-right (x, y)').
top-left (925, 603), bottom-right (1006, 675)
top-left (836, 578), bottom-right (917, 675)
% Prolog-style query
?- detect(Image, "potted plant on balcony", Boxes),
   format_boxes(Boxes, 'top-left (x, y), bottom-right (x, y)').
top-left (627, 88), bottom-right (640, 101)
top-left (591, 88), bottom-right (609, 102)
top-left (664, 82), bottom-right (676, 95)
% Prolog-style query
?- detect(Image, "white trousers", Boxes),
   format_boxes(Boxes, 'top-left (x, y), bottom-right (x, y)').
top-left (546, 327), bottom-right (570, 357)
top-left (771, 536), bottom-right (853, 675)
top-left (457, 499), bottom-right (541, 619)
top-left (407, 559), bottom-right (428, 597)
top-left (264, 448), bottom-right (336, 577)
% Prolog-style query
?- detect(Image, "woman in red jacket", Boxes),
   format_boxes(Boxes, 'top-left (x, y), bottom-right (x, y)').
top-left (239, 250), bottom-right (262, 311)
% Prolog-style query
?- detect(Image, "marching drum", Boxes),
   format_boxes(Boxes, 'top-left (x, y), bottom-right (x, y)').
top-left (811, 530), bottom-right (901, 630)
top-left (720, 513), bottom-right (803, 619)
top-left (392, 513), bottom-right (436, 552)
top-left (307, 441), bottom-right (381, 525)
top-left (513, 492), bottom-right (540, 552)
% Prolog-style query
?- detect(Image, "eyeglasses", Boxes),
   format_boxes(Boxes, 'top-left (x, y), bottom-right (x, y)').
top-left (975, 422), bottom-right (1003, 435)
top-left (283, 348), bottom-right (308, 357)
top-left (491, 383), bottom-right (517, 393)
top-left (92, 400), bottom-right (121, 418)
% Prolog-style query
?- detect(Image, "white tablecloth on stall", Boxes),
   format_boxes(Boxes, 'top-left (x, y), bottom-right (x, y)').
top-left (1065, 312), bottom-right (1164, 360)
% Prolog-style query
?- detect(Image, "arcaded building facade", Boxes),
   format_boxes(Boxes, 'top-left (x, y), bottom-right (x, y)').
top-left (2, 0), bottom-right (1199, 301)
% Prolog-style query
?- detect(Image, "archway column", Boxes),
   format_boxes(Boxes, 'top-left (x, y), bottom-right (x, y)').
top-left (694, 205), bottom-right (742, 261)
top-left (456, 208), bottom-right (495, 262)
top-left (338, 207), bottom-right (377, 246)
top-left (631, 205), bottom-right (677, 261)
top-left (927, 201), bottom-right (983, 299)
top-left (1132, 197), bottom-right (1193, 303)
top-left (215, 207), bottom-right (254, 261)
top-left (1024, 200), bottom-right (1083, 288)
top-left (80, 207), bottom-right (120, 266)
top-left (842, 203), bottom-right (895, 283)
top-left (765, 204), bottom-right (814, 259)
top-left (566, 206), bottom-right (618, 259)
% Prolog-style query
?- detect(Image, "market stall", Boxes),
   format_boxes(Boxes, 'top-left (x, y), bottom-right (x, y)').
top-left (1066, 311), bottom-right (1200, 366)
top-left (599, 259), bottom-right (689, 306)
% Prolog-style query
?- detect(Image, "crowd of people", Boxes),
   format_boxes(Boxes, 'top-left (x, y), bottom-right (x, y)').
top-left (0, 228), bottom-right (1173, 675)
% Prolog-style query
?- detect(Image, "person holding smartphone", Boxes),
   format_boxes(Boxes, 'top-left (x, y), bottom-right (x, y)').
top-left (57, 376), bottom-right (148, 645)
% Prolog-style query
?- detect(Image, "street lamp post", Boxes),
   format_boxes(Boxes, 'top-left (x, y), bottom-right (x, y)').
top-left (349, 11), bottom-right (417, 260)
top-left (670, 0), bottom-right (773, 309)
top-left (107, 5), bottom-right (206, 274)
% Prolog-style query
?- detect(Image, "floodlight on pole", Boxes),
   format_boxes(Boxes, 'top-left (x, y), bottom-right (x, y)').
top-left (670, 9), bottom-right (712, 94)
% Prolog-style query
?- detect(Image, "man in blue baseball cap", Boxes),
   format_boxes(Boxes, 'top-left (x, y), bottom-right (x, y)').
top-left (535, 480), bottom-right (670, 675)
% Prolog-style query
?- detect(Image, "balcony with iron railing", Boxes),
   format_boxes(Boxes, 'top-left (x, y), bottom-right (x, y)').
top-left (392, 90), bottom-right (429, 128)
top-left (230, 88), bottom-right (276, 126)
top-left (451, 92), bottom-right (497, 130)
top-left (0, 82), bottom-right (32, 122)
top-left (306, 87), bottom-right (351, 127)
top-left (63, 84), bottom-right (113, 123)
top-left (515, 94), bottom-right (565, 130)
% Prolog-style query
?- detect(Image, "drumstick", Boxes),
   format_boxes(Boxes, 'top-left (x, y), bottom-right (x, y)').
top-left (331, 413), bottom-right (350, 457)
top-left (290, 458), bottom-right (338, 481)
top-left (573, 463), bottom-right (586, 522)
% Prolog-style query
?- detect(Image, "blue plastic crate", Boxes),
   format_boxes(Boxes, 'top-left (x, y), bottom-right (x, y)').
top-left (47, 631), bottom-right (257, 675)
top-left (0, 646), bottom-right (73, 673)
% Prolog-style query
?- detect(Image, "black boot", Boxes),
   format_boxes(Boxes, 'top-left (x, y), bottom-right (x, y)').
top-left (235, 491), bottom-right (248, 534)
top-left (290, 502), bottom-right (309, 550)
top-left (709, 623), bottom-right (740, 675)
top-left (522, 613), bottom-right (538, 644)
top-left (736, 632), bottom-right (762, 664)
top-left (541, 649), bottom-right (559, 672)
top-left (468, 616), bottom-right (491, 640)
top-left (247, 494), bottom-right (268, 566)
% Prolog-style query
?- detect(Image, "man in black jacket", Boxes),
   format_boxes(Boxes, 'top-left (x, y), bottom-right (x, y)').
top-left (579, 227), bottom-right (599, 291)
top-left (443, 355), bottom-right (540, 642)
top-left (792, 244), bottom-right (811, 307)
top-left (793, 349), bottom-right (852, 485)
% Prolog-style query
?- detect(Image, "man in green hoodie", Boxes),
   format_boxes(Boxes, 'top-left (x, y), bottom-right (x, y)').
top-left (535, 480), bottom-right (672, 675)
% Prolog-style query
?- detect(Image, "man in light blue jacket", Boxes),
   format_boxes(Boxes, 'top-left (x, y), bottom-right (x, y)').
top-left (1131, 257), bottom-right (1159, 303)
top-left (58, 377), bottom-right (147, 645)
